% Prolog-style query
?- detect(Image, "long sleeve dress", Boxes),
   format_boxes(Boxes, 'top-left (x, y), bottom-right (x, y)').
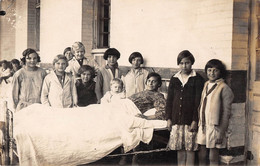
top-left (12, 67), bottom-right (47, 111)
top-left (76, 79), bottom-right (97, 106)
top-left (121, 68), bottom-right (149, 97)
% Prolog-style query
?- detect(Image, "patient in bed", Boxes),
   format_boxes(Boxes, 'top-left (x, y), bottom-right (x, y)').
top-left (117, 72), bottom-right (166, 165)
top-left (13, 73), bottom-right (166, 166)
top-left (129, 72), bottom-right (166, 120)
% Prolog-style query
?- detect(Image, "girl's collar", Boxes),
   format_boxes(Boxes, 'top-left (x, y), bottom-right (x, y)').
top-left (208, 78), bottom-right (224, 84)
top-left (54, 70), bottom-right (65, 76)
top-left (105, 62), bottom-right (118, 69)
top-left (173, 69), bottom-right (196, 78)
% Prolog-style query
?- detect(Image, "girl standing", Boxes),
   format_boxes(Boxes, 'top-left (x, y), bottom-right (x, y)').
top-left (122, 52), bottom-right (149, 97)
top-left (66, 42), bottom-right (100, 79)
top-left (196, 59), bottom-right (234, 166)
top-left (95, 48), bottom-right (122, 103)
top-left (166, 50), bottom-right (205, 166)
top-left (41, 54), bottom-right (77, 108)
top-left (12, 48), bottom-right (47, 111)
top-left (10, 59), bottom-right (22, 75)
top-left (63, 47), bottom-right (73, 61)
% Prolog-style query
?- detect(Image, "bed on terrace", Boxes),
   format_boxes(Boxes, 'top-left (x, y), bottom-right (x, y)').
top-left (0, 99), bottom-right (169, 166)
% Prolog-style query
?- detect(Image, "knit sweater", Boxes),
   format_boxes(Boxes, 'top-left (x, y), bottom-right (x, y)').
top-left (165, 72), bottom-right (205, 125)
top-left (198, 78), bottom-right (234, 133)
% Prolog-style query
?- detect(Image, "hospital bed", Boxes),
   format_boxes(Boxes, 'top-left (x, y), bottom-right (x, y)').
top-left (0, 100), bottom-right (169, 165)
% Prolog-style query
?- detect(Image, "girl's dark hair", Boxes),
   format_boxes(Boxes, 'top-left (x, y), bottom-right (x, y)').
top-left (0, 60), bottom-right (9, 68)
top-left (21, 48), bottom-right (41, 64)
top-left (177, 50), bottom-right (195, 65)
top-left (103, 48), bottom-right (120, 60)
top-left (78, 65), bottom-right (95, 79)
top-left (11, 59), bottom-right (20, 65)
top-left (128, 52), bottom-right (144, 64)
top-left (2, 60), bottom-right (8, 64)
top-left (205, 59), bottom-right (227, 79)
top-left (146, 72), bottom-right (162, 88)
top-left (63, 47), bottom-right (71, 55)
top-left (11, 59), bottom-right (22, 70)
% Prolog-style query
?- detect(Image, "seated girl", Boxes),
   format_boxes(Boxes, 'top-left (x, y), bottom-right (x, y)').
top-left (129, 72), bottom-right (166, 120)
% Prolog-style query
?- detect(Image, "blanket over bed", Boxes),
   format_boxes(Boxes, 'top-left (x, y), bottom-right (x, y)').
top-left (13, 99), bottom-right (164, 166)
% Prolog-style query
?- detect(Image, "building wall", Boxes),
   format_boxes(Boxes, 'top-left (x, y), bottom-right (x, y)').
top-left (82, 0), bottom-right (94, 58)
top-left (27, 0), bottom-right (37, 49)
top-left (110, 0), bottom-right (234, 69)
top-left (232, 0), bottom-right (250, 70)
top-left (0, 0), bottom-right (16, 61)
top-left (40, 0), bottom-right (82, 63)
top-left (15, 0), bottom-right (28, 59)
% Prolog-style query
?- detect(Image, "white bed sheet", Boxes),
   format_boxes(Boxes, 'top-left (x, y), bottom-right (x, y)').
top-left (13, 99), bottom-right (165, 166)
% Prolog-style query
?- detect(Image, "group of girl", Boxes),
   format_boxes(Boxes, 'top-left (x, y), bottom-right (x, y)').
top-left (166, 50), bottom-right (234, 166)
top-left (9, 42), bottom-right (233, 166)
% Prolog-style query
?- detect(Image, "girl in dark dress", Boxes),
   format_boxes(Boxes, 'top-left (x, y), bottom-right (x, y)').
top-left (76, 65), bottom-right (97, 106)
top-left (166, 50), bottom-right (205, 166)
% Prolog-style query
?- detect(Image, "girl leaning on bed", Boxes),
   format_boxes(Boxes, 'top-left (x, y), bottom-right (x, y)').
top-left (12, 48), bottom-right (47, 111)
top-left (166, 50), bottom-right (205, 166)
top-left (41, 54), bottom-right (78, 108)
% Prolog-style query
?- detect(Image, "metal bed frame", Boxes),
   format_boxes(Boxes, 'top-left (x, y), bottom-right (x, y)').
top-left (0, 101), bottom-right (16, 165)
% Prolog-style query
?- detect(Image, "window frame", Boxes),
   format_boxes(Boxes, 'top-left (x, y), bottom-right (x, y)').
top-left (94, 0), bottom-right (110, 49)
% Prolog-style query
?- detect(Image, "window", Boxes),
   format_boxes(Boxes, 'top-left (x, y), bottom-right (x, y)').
top-left (94, 0), bottom-right (110, 48)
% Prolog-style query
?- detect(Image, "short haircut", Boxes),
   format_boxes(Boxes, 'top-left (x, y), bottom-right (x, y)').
top-left (146, 72), bottom-right (162, 88)
top-left (71, 42), bottom-right (85, 55)
top-left (2, 60), bottom-right (8, 64)
top-left (78, 65), bottom-right (95, 79)
top-left (11, 59), bottom-right (20, 65)
top-left (205, 59), bottom-right (227, 79)
top-left (1, 60), bottom-right (8, 68)
top-left (52, 54), bottom-right (68, 66)
top-left (103, 48), bottom-right (120, 60)
top-left (21, 48), bottom-right (41, 64)
top-left (177, 50), bottom-right (195, 65)
top-left (110, 78), bottom-right (124, 88)
top-left (63, 47), bottom-right (71, 55)
top-left (128, 52), bottom-right (144, 64)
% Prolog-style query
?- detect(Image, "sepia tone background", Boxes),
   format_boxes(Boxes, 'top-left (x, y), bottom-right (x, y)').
top-left (0, 0), bottom-right (259, 165)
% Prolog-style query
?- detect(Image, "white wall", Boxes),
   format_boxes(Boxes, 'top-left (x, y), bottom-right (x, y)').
top-left (110, 0), bottom-right (233, 69)
top-left (40, 0), bottom-right (82, 63)
top-left (15, 0), bottom-right (28, 59)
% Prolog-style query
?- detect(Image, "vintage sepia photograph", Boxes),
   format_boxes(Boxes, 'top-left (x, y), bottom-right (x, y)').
top-left (0, 0), bottom-right (259, 165)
